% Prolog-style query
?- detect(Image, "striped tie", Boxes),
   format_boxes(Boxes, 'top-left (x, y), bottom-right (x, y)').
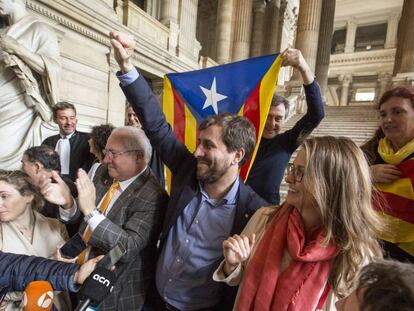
top-left (77, 181), bottom-right (120, 264)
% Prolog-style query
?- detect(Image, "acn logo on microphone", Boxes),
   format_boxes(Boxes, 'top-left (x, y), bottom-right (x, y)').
top-left (93, 273), bottom-right (114, 292)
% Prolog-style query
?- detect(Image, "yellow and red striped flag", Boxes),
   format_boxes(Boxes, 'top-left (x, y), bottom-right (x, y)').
top-left (373, 156), bottom-right (414, 256)
top-left (163, 54), bottom-right (282, 191)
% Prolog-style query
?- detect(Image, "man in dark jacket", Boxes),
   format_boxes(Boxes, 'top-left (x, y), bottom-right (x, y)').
top-left (246, 48), bottom-right (325, 205)
top-left (111, 31), bottom-right (267, 311)
top-left (42, 102), bottom-right (94, 181)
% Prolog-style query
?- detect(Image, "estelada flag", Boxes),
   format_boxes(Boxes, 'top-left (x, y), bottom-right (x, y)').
top-left (163, 53), bottom-right (282, 190)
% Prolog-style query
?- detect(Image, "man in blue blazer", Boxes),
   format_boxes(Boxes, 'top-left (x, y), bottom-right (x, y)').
top-left (111, 31), bottom-right (268, 311)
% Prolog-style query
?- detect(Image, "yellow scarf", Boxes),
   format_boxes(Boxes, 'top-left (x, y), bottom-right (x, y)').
top-left (378, 137), bottom-right (414, 165)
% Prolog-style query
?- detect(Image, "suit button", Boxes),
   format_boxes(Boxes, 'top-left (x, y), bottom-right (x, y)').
top-left (244, 213), bottom-right (249, 218)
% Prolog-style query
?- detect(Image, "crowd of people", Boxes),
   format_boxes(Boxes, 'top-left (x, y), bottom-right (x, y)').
top-left (0, 28), bottom-right (413, 311)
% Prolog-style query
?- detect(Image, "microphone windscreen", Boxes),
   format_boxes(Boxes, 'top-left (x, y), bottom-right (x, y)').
top-left (22, 281), bottom-right (54, 311)
top-left (79, 267), bottom-right (116, 306)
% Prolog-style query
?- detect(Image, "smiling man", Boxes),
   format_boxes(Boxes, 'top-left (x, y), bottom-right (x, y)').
top-left (246, 48), bottom-right (325, 205)
top-left (110, 31), bottom-right (267, 311)
top-left (44, 126), bottom-right (168, 310)
top-left (42, 102), bottom-right (94, 181)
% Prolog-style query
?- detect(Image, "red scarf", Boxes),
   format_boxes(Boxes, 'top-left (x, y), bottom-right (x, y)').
top-left (236, 204), bottom-right (338, 311)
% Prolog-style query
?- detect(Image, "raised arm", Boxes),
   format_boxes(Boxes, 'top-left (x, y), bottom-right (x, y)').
top-left (109, 31), bottom-right (193, 173)
top-left (279, 48), bottom-right (325, 151)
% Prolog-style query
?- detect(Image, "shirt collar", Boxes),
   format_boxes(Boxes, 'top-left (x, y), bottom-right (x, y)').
top-left (199, 177), bottom-right (240, 206)
top-left (116, 166), bottom-right (147, 191)
top-left (61, 131), bottom-right (75, 139)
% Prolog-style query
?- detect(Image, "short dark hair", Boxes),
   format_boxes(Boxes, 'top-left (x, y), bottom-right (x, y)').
top-left (24, 146), bottom-right (61, 171)
top-left (89, 124), bottom-right (115, 159)
top-left (52, 102), bottom-right (76, 121)
top-left (358, 260), bottom-right (414, 311)
top-left (378, 86), bottom-right (414, 110)
top-left (199, 113), bottom-right (256, 166)
top-left (271, 94), bottom-right (289, 119)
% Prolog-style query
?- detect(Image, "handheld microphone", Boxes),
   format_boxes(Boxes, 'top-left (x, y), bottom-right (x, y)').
top-left (74, 267), bottom-right (116, 311)
top-left (22, 281), bottom-right (54, 311)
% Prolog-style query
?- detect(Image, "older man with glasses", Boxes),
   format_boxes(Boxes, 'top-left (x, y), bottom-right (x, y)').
top-left (41, 126), bottom-right (168, 311)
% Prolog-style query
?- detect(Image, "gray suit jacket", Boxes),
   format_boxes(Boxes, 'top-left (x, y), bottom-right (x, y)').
top-left (71, 165), bottom-right (167, 310)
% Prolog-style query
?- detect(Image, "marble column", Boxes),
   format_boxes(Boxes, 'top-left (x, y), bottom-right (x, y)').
top-left (376, 72), bottom-right (392, 101)
top-left (160, 0), bottom-right (179, 25)
top-left (215, 0), bottom-right (234, 64)
top-left (250, 1), bottom-right (266, 57)
top-left (339, 74), bottom-right (352, 106)
top-left (178, 0), bottom-right (200, 61)
top-left (160, 0), bottom-right (180, 54)
top-left (394, 0), bottom-right (414, 74)
top-left (344, 18), bottom-right (357, 53)
top-left (264, 0), bottom-right (281, 54)
top-left (315, 0), bottom-right (336, 99)
top-left (385, 12), bottom-right (400, 49)
top-left (232, 0), bottom-right (254, 61)
top-left (294, 0), bottom-right (323, 74)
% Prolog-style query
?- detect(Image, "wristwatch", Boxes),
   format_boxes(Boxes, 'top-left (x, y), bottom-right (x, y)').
top-left (84, 210), bottom-right (100, 222)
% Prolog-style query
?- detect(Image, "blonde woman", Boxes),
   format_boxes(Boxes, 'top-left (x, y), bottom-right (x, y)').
top-left (0, 170), bottom-right (70, 310)
top-left (214, 136), bottom-right (384, 310)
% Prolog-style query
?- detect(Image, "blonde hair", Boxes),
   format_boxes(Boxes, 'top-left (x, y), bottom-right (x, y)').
top-left (301, 136), bottom-right (383, 297)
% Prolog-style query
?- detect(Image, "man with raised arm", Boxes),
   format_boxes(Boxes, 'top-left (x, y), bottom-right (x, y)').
top-left (110, 31), bottom-right (267, 311)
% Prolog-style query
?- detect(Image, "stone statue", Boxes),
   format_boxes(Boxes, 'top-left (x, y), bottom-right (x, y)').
top-left (0, 0), bottom-right (60, 169)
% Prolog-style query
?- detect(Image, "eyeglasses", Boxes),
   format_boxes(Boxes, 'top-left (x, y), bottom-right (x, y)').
top-left (102, 149), bottom-right (139, 160)
top-left (287, 163), bottom-right (305, 183)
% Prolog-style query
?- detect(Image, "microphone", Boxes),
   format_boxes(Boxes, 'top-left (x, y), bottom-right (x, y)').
top-left (74, 267), bottom-right (116, 311)
top-left (22, 281), bottom-right (54, 311)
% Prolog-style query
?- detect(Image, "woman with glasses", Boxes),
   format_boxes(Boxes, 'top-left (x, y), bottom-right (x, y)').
top-left (361, 86), bottom-right (414, 263)
top-left (0, 170), bottom-right (71, 310)
top-left (214, 136), bottom-right (383, 310)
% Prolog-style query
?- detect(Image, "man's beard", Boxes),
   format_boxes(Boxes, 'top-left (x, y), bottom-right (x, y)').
top-left (196, 158), bottom-right (232, 184)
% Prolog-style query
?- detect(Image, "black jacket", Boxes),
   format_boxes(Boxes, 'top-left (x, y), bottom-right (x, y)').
top-left (42, 131), bottom-right (95, 181)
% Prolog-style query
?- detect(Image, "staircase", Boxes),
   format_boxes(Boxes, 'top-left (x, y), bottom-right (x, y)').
top-left (278, 105), bottom-right (380, 201)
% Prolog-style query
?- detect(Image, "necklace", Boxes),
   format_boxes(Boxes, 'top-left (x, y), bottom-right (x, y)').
top-left (15, 211), bottom-right (36, 244)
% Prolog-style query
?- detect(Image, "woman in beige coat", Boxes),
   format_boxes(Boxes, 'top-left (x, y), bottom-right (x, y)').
top-left (0, 170), bottom-right (70, 310)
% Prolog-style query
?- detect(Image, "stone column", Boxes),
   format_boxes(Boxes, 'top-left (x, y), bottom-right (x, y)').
top-left (338, 74), bottom-right (352, 106)
top-left (264, 0), bottom-right (281, 54)
top-left (315, 0), bottom-right (336, 99)
top-left (160, 0), bottom-right (180, 54)
top-left (107, 52), bottom-right (127, 125)
top-left (344, 18), bottom-right (357, 53)
top-left (376, 72), bottom-right (392, 101)
top-left (250, 1), bottom-right (266, 57)
top-left (152, 78), bottom-right (164, 104)
top-left (160, 0), bottom-right (179, 25)
top-left (215, 0), bottom-right (234, 64)
top-left (232, 0), bottom-right (254, 61)
top-left (394, 0), bottom-right (414, 75)
top-left (178, 0), bottom-right (200, 61)
top-left (385, 12), bottom-right (400, 49)
top-left (294, 0), bottom-right (323, 73)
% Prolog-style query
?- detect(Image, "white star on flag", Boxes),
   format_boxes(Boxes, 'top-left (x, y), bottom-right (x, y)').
top-left (200, 77), bottom-right (227, 114)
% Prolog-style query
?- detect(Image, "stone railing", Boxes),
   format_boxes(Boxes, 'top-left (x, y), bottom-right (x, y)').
top-left (121, 1), bottom-right (169, 51)
top-left (329, 48), bottom-right (396, 76)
